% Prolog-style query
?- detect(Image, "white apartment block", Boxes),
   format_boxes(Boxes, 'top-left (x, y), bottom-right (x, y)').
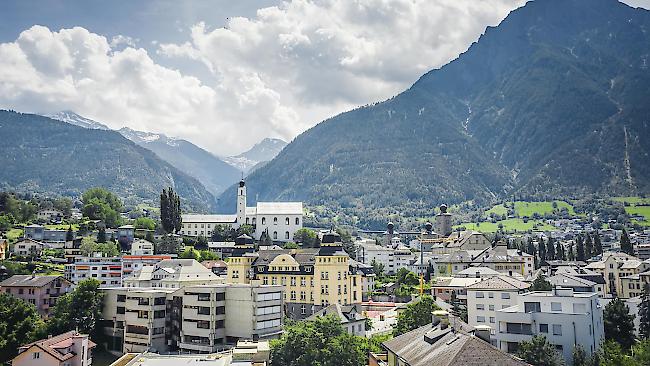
top-left (102, 283), bottom-right (283, 354)
top-left (494, 289), bottom-right (604, 365)
top-left (64, 256), bottom-right (122, 287)
top-left (123, 259), bottom-right (224, 289)
top-left (355, 238), bottom-right (416, 275)
top-left (130, 239), bottom-right (154, 255)
top-left (466, 276), bottom-right (530, 336)
top-left (181, 181), bottom-right (303, 242)
top-left (121, 255), bottom-right (172, 279)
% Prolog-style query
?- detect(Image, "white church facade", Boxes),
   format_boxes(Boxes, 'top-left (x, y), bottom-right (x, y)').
top-left (181, 181), bottom-right (303, 242)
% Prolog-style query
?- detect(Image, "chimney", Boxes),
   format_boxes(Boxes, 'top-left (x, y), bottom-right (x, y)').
top-left (432, 310), bottom-right (449, 329)
top-left (475, 271), bottom-right (480, 278)
top-left (473, 325), bottom-right (491, 343)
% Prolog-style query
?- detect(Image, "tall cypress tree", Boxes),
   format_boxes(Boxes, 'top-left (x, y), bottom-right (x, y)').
top-left (593, 230), bottom-right (603, 256)
top-left (576, 235), bottom-right (585, 262)
top-left (621, 229), bottom-right (634, 256)
top-left (640, 283), bottom-right (650, 339)
top-left (526, 237), bottom-right (536, 256)
top-left (584, 233), bottom-right (593, 260)
top-left (568, 244), bottom-right (575, 261)
top-left (556, 241), bottom-right (565, 261)
top-left (538, 237), bottom-right (547, 263)
top-left (546, 237), bottom-right (556, 261)
top-left (160, 188), bottom-right (171, 233)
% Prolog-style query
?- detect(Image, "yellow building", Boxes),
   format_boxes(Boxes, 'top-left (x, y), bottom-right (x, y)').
top-left (227, 232), bottom-right (371, 319)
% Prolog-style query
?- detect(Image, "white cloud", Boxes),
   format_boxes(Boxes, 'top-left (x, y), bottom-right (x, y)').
top-left (1, 1), bottom-right (533, 155)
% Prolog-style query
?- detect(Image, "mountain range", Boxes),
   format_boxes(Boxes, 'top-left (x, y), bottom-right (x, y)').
top-left (0, 110), bottom-right (215, 212)
top-left (45, 111), bottom-right (286, 196)
top-left (217, 0), bottom-right (650, 229)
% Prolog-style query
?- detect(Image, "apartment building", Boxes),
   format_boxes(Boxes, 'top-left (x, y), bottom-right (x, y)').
top-left (65, 255), bottom-right (122, 287)
top-left (130, 239), bottom-right (154, 255)
top-left (466, 276), bottom-right (530, 335)
top-left (124, 259), bottom-right (224, 288)
top-left (11, 331), bottom-right (95, 366)
top-left (0, 275), bottom-right (72, 317)
top-left (121, 255), bottom-right (172, 279)
top-left (227, 231), bottom-right (370, 319)
top-left (585, 252), bottom-right (650, 297)
top-left (102, 283), bottom-right (283, 354)
top-left (494, 289), bottom-right (604, 365)
top-left (548, 273), bottom-right (606, 297)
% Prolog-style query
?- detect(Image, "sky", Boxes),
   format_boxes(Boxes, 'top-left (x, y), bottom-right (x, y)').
top-left (1, 0), bottom-right (649, 156)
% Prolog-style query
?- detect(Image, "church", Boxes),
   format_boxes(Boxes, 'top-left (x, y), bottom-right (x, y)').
top-left (180, 180), bottom-right (303, 242)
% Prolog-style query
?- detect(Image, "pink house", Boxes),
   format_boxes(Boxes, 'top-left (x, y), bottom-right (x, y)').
top-left (11, 331), bottom-right (95, 366)
top-left (0, 275), bottom-right (72, 317)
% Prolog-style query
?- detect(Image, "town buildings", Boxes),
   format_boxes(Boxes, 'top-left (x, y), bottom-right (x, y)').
top-left (23, 224), bottom-right (72, 245)
top-left (123, 259), bottom-right (224, 288)
top-left (121, 254), bottom-right (172, 279)
top-left (584, 252), bottom-right (650, 297)
top-left (435, 241), bottom-right (534, 277)
top-left (466, 275), bottom-right (530, 335)
top-left (181, 181), bottom-right (303, 242)
top-left (11, 331), bottom-right (95, 366)
top-left (0, 275), bottom-right (72, 317)
top-left (227, 231), bottom-right (371, 319)
top-left (130, 239), bottom-right (154, 255)
top-left (36, 208), bottom-right (64, 222)
top-left (102, 283), bottom-right (283, 354)
top-left (494, 288), bottom-right (604, 364)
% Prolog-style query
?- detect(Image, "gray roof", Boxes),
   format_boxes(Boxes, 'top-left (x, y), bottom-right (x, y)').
top-left (548, 273), bottom-right (597, 287)
top-left (255, 202), bottom-right (302, 215)
top-left (0, 275), bottom-right (68, 287)
top-left (307, 303), bottom-right (365, 324)
top-left (382, 323), bottom-right (530, 366)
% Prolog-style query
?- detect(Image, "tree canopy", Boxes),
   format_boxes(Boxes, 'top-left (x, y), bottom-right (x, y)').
top-left (393, 295), bottom-right (439, 336)
top-left (160, 187), bottom-right (181, 234)
top-left (516, 335), bottom-right (564, 366)
top-left (604, 298), bottom-right (636, 349)
top-left (0, 293), bottom-right (46, 364)
top-left (82, 187), bottom-right (123, 227)
top-left (47, 278), bottom-right (104, 340)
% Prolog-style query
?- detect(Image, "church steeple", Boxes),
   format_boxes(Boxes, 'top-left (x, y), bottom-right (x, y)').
top-left (237, 179), bottom-right (246, 225)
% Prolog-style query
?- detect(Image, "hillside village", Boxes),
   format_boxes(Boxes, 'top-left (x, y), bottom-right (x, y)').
top-left (1, 184), bottom-right (650, 366)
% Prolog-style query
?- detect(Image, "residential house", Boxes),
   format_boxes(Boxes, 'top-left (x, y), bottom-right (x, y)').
top-left (585, 252), bottom-right (650, 297)
top-left (124, 259), bottom-right (223, 288)
top-left (11, 331), bottom-right (95, 366)
top-left (130, 239), bottom-right (154, 255)
top-left (0, 275), bottom-right (72, 317)
top-left (436, 242), bottom-right (534, 277)
top-left (548, 273), bottom-right (605, 297)
top-left (37, 209), bottom-right (64, 222)
top-left (11, 238), bottom-right (44, 257)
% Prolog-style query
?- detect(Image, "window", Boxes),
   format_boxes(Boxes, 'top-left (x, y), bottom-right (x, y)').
top-left (197, 320), bottom-right (210, 329)
top-left (488, 292), bottom-right (494, 298)
top-left (501, 293), bottom-right (511, 299)
top-left (198, 307), bottom-right (210, 315)
top-left (477, 316), bottom-right (485, 323)
top-left (33, 352), bottom-right (40, 359)
top-left (274, 217), bottom-right (278, 225)
top-left (553, 324), bottom-right (562, 336)
top-left (295, 218), bottom-right (300, 225)
top-left (524, 302), bottom-right (541, 313)
top-left (285, 217), bottom-right (290, 225)
top-left (262, 217), bottom-right (266, 225)
top-left (489, 304), bottom-right (495, 311)
top-left (540, 324), bottom-right (548, 333)
top-left (301, 305), bottom-right (306, 315)
top-left (273, 231), bottom-right (278, 240)
top-left (476, 304), bottom-right (485, 310)
top-left (475, 292), bottom-right (484, 298)
top-left (573, 303), bottom-right (586, 313)
top-left (551, 302), bottom-right (562, 312)
top-left (285, 231), bottom-right (290, 239)
top-left (490, 317), bottom-right (495, 323)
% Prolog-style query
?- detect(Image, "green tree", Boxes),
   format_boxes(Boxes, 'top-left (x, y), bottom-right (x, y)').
top-left (633, 339), bottom-right (650, 366)
top-left (546, 237), bottom-right (555, 261)
top-left (179, 247), bottom-right (200, 260)
top-left (538, 237), bottom-right (546, 263)
top-left (80, 236), bottom-right (98, 256)
top-left (134, 217), bottom-right (156, 231)
top-left (53, 197), bottom-right (73, 217)
top-left (556, 241), bottom-right (566, 261)
top-left (66, 225), bottom-right (74, 241)
top-left (370, 259), bottom-right (385, 279)
top-left (336, 228), bottom-right (355, 257)
top-left (530, 275), bottom-right (553, 291)
top-left (393, 295), bottom-right (439, 336)
top-left (593, 231), bottom-right (603, 256)
top-left (293, 228), bottom-right (318, 247)
top-left (640, 283), bottom-right (650, 339)
top-left (199, 250), bottom-right (219, 261)
top-left (584, 233), bottom-right (593, 260)
top-left (155, 234), bottom-right (181, 254)
top-left (0, 214), bottom-right (12, 231)
top-left (516, 335), bottom-right (564, 366)
top-left (82, 188), bottom-right (123, 227)
top-left (47, 278), bottom-right (104, 340)
top-left (576, 235), bottom-right (585, 261)
top-left (284, 242), bottom-right (299, 249)
top-left (0, 293), bottom-right (46, 364)
top-left (621, 229), bottom-right (634, 256)
top-left (237, 224), bottom-right (254, 237)
top-left (449, 290), bottom-right (467, 323)
top-left (572, 345), bottom-right (588, 366)
top-left (97, 227), bottom-right (107, 243)
top-left (604, 298), bottom-right (636, 349)
top-left (270, 315), bottom-right (366, 366)
top-left (567, 244), bottom-right (575, 261)
top-left (598, 340), bottom-right (636, 366)
top-left (210, 224), bottom-right (229, 241)
top-left (160, 187), bottom-right (181, 234)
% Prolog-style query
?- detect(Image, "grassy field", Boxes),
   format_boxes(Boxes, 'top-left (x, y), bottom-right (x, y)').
top-left (613, 196), bottom-right (650, 205)
top-left (514, 200), bottom-right (576, 217)
top-left (626, 205), bottom-right (650, 226)
top-left (456, 218), bottom-right (555, 233)
top-left (485, 204), bottom-right (507, 217)
top-left (6, 228), bottom-right (23, 243)
top-left (45, 223), bottom-right (80, 230)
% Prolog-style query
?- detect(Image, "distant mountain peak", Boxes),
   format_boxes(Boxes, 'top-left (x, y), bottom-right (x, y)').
top-left (45, 110), bottom-right (110, 130)
top-left (223, 137), bottom-right (288, 173)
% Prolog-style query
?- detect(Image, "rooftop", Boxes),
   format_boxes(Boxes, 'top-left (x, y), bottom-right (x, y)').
top-left (0, 274), bottom-right (67, 287)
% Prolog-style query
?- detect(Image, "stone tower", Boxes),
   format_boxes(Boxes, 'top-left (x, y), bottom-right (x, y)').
top-left (434, 204), bottom-right (453, 237)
